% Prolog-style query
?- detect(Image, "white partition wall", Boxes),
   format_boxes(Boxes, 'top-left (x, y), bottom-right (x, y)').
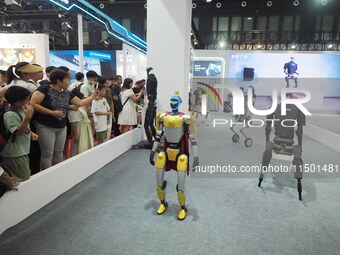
top-left (147, 0), bottom-right (192, 112)
top-left (0, 33), bottom-right (49, 69)
top-left (0, 129), bottom-right (141, 235)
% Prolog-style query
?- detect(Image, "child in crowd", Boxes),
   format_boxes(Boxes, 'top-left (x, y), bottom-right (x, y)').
top-left (91, 83), bottom-right (111, 144)
top-left (0, 86), bottom-right (38, 181)
top-left (68, 89), bottom-right (94, 156)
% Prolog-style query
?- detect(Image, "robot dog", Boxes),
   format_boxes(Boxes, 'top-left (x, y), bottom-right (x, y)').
top-left (150, 91), bottom-right (199, 220)
top-left (258, 96), bottom-right (306, 200)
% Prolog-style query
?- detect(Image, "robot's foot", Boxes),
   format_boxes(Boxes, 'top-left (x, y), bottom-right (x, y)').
top-left (157, 202), bottom-right (168, 215)
top-left (178, 207), bottom-right (187, 221)
top-left (258, 177), bottom-right (263, 187)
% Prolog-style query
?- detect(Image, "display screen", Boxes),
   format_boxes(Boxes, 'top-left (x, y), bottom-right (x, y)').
top-left (193, 60), bottom-right (223, 77)
top-left (0, 47), bottom-right (36, 70)
top-left (227, 52), bottom-right (340, 110)
top-left (50, 50), bottom-right (116, 78)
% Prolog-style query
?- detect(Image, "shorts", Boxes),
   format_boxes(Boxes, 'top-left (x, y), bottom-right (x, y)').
top-left (96, 130), bottom-right (108, 142)
top-left (1, 155), bottom-right (30, 181)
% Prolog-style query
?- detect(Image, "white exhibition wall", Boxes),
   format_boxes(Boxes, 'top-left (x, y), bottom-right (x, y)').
top-left (0, 129), bottom-right (141, 235)
top-left (147, 0), bottom-right (192, 113)
top-left (0, 33), bottom-right (49, 70)
top-left (116, 43), bottom-right (147, 82)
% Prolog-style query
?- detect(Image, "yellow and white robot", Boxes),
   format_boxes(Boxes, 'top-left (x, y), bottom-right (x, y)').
top-left (149, 91), bottom-right (199, 220)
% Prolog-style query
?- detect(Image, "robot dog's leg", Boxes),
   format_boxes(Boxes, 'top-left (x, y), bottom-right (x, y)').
top-left (176, 154), bottom-right (188, 220)
top-left (294, 77), bottom-right (298, 88)
top-left (293, 145), bottom-right (303, 201)
top-left (231, 122), bottom-right (240, 143)
top-left (155, 152), bottom-right (168, 214)
top-left (259, 142), bottom-right (273, 187)
top-left (240, 125), bottom-right (253, 147)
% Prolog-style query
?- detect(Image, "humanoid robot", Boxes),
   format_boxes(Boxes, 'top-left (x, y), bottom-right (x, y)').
top-left (258, 94), bottom-right (306, 200)
top-left (144, 67), bottom-right (158, 144)
top-left (283, 57), bottom-right (299, 88)
top-left (150, 91), bottom-right (199, 220)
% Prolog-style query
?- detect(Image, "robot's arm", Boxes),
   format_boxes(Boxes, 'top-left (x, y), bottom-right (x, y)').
top-left (184, 115), bottom-right (199, 171)
top-left (283, 63), bottom-right (288, 74)
top-left (150, 113), bottom-right (164, 165)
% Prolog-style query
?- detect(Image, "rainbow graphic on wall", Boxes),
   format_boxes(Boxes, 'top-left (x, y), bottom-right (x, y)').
top-left (196, 82), bottom-right (223, 107)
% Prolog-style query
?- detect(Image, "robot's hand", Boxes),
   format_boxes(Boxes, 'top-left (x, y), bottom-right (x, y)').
top-left (192, 157), bottom-right (199, 172)
top-left (150, 151), bottom-right (155, 166)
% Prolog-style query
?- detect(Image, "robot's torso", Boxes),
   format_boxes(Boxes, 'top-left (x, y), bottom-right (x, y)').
top-left (157, 112), bottom-right (194, 145)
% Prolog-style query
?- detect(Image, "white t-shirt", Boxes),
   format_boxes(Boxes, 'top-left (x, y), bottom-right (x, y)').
top-left (91, 98), bottom-right (110, 132)
top-left (80, 82), bottom-right (94, 97)
top-left (68, 81), bottom-right (83, 92)
top-left (7, 79), bottom-right (37, 94)
top-left (0, 166), bottom-right (3, 176)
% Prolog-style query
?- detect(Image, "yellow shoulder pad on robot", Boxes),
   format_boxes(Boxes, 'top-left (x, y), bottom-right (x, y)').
top-left (183, 115), bottom-right (198, 134)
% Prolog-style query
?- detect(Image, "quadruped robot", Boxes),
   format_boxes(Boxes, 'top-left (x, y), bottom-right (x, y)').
top-left (230, 87), bottom-right (254, 147)
top-left (258, 94), bottom-right (306, 200)
top-left (150, 91), bottom-right (199, 220)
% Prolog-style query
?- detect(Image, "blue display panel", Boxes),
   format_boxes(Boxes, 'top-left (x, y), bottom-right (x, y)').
top-left (193, 60), bottom-right (223, 77)
top-left (50, 50), bottom-right (116, 78)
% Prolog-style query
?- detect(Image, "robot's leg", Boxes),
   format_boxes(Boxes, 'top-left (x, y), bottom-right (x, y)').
top-left (285, 77), bottom-right (289, 88)
top-left (150, 107), bottom-right (157, 138)
top-left (294, 77), bottom-right (298, 88)
top-left (240, 125), bottom-right (253, 147)
top-left (176, 154), bottom-right (188, 220)
top-left (293, 145), bottom-right (303, 201)
top-left (155, 152), bottom-right (168, 214)
top-left (259, 142), bottom-right (273, 187)
top-left (144, 107), bottom-right (153, 144)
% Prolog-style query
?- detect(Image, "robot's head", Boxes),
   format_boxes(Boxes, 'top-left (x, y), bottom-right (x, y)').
top-left (170, 91), bottom-right (182, 111)
top-left (291, 57), bottom-right (295, 61)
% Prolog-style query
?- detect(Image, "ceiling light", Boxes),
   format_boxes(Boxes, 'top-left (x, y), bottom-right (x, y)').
top-left (291, 45), bottom-right (296, 49)
top-left (321, 0), bottom-right (328, 6)
top-left (247, 17), bottom-right (252, 20)
top-left (328, 44), bottom-right (332, 49)
top-left (257, 45), bottom-right (261, 49)
top-left (216, 2), bottom-right (222, 8)
top-left (293, 0), bottom-right (299, 7)
top-left (206, 0), bottom-right (212, 2)
top-left (219, 41), bottom-right (225, 48)
top-left (267, 1), bottom-right (273, 7)
top-left (192, 3), bottom-right (197, 8)
top-left (241, 1), bottom-right (247, 7)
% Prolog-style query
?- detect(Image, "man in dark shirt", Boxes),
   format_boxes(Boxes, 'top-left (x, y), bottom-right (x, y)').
top-left (111, 75), bottom-right (123, 137)
top-left (38, 66), bottom-right (56, 86)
